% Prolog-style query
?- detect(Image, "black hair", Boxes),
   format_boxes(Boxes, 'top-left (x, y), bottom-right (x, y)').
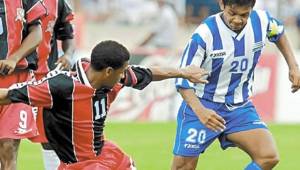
top-left (222, 0), bottom-right (256, 7)
top-left (90, 40), bottom-right (130, 71)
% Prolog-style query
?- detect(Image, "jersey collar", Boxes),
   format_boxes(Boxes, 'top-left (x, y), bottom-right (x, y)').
top-left (75, 59), bottom-right (92, 88)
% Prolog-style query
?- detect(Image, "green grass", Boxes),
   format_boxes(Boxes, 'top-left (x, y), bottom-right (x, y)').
top-left (18, 123), bottom-right (300, 170)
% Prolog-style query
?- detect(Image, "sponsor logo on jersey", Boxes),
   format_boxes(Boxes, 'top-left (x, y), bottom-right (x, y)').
top-left (252, 120), bottom-right (267, 127)
top-left (210, 51), bottom-right (226, 58)
top-left (184, 143), bottom-right (200, 149)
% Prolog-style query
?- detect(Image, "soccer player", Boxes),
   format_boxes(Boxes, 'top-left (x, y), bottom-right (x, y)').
top-left (0, 1), bottom-right (46, 169)
top-left (172, 0), bottom-right (300, 170)
top-left (0, 40), bottom-right (209, 169)
top-left (29, 1), bottom-right (75, 169)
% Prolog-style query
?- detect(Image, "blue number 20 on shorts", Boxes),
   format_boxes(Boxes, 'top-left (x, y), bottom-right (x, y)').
top-left (173, 98), bottom-right (268, 157)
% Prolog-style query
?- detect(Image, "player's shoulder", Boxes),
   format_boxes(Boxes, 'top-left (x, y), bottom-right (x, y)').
top-left (9, 70), bottom-right (72, 90)
top-left (192, 14), bottom-right (218, 43)
top-left (251, 10), bottom-right (270, 20)
top-left (250, 9), bottom-right (276, 28)
top-left (42, 69), bottom-right (75, 85)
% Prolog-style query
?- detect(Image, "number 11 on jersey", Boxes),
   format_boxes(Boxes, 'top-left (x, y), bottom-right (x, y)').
top-left (94, 98), bottom-right (107, 120)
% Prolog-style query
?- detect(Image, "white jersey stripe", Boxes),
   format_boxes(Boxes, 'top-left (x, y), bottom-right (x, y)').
top-left (176, 10), bottom-right (284, 104)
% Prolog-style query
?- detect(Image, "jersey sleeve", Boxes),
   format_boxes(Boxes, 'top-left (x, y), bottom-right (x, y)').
top-left (120, 66), bottom-right (153, 90)
top-left (175, 32), bottom-right (207, 90)
top-left (7, 79), bottom-right (54, 108)
top-left (266, 12), bottom-right (284, 42)
top-left (23, 0), bottom-right (47, 24)
top-left (54, 0), bottom-right (74, 40)
top-left (7, 71), bottom-right (72, 108)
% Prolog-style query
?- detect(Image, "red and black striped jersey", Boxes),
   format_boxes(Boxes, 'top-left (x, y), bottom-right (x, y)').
top-left (37, 0), bottom-right (74, 75)
top-left (0, 0), bottom-right (46, 70)
top-left (8, 59), bottom-right (152, 163)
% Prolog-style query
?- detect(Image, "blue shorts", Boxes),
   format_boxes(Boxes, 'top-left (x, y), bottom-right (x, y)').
top-left (173, 98), bottom-right (268, 157)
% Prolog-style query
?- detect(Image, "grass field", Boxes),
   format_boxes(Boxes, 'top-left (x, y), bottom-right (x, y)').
top-left (18, 122), bottom-right (300, 170)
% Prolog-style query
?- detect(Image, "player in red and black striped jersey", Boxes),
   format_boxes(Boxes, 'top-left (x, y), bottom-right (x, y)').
top-left (0, 0), bottom-right (46, 169)
top-left (36, 0), bottom-right (75, 78)
top-left (30, 1), bottom-right (75, 169)
top-left (0, 40), bottom-right (209, 169)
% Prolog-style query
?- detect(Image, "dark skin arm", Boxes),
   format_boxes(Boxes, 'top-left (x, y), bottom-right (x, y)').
top-left (0, 24), bottom-right (42, 75)
top-left (275, 33), bottom-right (300, 93)
top-left (55, 39), bottom-right (76, 69)
top-left (149, 65), bottom-right (209, 84)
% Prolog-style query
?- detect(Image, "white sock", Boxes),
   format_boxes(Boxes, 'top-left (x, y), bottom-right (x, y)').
top-left (42, 149), bottom-right (60, 170)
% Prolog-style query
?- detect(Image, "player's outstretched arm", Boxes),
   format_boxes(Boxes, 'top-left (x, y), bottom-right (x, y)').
top-left (149, 65), bottom-right (209, 83)
top-left (121, 65), bottom-right (209, 90)
top-left (275, 34), bottom-right (300, 93)
top-left (178, 88), bottom-right (226, 132)
top-left (0, 89), bottom-right (11, 105)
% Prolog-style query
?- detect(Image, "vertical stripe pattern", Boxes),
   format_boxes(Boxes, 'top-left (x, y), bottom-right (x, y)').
top-left (176, 10), bottom-right (276, 104)
top-left (202, 16), bottom-right (224, 101)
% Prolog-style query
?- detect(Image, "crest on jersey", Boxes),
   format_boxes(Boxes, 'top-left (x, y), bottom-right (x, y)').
top-left (15, 8), bottom-right (26, 22)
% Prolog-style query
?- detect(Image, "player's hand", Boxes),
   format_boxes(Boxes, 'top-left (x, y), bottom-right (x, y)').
top-left (196, 108), bottom-right (226, 132)
top-left (55, 55), bottom-right (71, 70)
top-left (289, 67), bottom-right (300, 93)
top-left (0, 59), bottom-right (17, 75)
top-left (181, 65), bottom-right (209, 84)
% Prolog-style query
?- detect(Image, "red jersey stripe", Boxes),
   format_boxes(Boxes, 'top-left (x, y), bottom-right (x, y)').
top-left (72, 81), bottom-right (96, 161)
top-left (28, 80), bottom-right (53, 108)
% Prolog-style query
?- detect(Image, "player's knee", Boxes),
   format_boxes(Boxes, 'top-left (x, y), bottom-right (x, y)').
top-left (264, 155), bottom-right (279, 168)
top-left (256, 152), bottom-right (280, 169)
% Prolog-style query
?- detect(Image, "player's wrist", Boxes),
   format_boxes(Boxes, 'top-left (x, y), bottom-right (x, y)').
top-left (179, 68), bottom-right (187, 79)
top-left (8, 55), bottom-right (20, 63)
top-left (289, 64), bottom-right (299, 70)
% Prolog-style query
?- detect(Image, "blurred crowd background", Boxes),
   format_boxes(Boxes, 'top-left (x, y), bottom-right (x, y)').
top-left (67, 0), bottom-right (300, 53)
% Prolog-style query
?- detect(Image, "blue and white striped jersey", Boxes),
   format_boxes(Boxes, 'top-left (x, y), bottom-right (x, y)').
top-left (176, 10), bottom-right (284, 104)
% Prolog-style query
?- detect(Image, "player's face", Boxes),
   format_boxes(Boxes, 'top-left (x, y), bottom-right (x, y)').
top-left (105, 61), bottom-right (129, 88)
top-left (222, 4), bottom-right (252, 32)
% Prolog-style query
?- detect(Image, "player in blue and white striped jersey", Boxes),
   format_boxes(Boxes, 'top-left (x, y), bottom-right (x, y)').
top-left (172, 0), bottom-right (300, 170)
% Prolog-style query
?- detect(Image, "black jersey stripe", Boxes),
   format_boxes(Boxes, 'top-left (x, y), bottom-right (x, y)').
top-left (45, 74), bottom-right (77, 163)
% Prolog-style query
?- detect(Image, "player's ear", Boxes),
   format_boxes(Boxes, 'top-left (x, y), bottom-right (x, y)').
top-left (105, 67), bottom-right (114, 77)
top-left (219, 0), bottom-right (225, 10)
